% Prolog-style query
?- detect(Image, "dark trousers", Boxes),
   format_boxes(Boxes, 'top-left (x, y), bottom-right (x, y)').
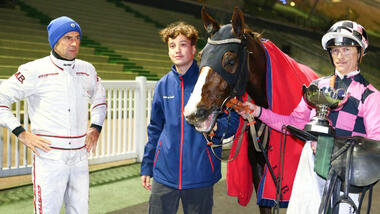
top-left (148, 180), bottom-right (214, 214)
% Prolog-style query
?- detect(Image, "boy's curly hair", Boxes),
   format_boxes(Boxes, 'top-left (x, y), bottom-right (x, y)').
top-left (160, 22), bottom-right (198, 46)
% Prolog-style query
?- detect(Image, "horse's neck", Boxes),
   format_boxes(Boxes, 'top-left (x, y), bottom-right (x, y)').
top-left (245, 36), bottom-right (268, 108)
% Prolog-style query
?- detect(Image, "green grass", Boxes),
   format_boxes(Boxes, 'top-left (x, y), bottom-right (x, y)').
top-left (0, 163), bottom-right (136, 199)
top-left (0, 176), bottom-right (151, 214)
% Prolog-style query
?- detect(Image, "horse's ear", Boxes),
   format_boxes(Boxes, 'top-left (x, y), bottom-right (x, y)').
top-left (231, 7), bottom-right (245, 37)
top-left (201, 6), bottom-right (219, 35)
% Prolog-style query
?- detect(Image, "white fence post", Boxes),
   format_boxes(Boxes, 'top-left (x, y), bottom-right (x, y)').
top-left (135, 76), bottom-right (147, 162)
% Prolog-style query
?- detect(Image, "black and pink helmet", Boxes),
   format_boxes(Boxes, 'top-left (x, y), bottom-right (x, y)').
top-left (322, 20), bottom-right (368, 55)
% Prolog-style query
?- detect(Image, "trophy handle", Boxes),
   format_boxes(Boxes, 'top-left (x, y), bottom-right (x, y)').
top-left (302, 84), bottom-right (317, 108)
top-left (302, 84), bottom-right (307, 94)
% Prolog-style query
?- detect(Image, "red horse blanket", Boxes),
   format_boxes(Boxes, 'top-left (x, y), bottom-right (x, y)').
top-left (227, 40), bottom-right (319, 207)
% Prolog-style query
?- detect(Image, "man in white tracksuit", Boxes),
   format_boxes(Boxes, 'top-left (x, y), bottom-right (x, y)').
top-left (0, 16), bottom-right (106, 213)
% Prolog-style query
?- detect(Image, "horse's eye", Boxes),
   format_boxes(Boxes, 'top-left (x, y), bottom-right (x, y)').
top-left (224, 59), bottom-right (234, 67)
top-left (222, 51), bottom-right (237, 69)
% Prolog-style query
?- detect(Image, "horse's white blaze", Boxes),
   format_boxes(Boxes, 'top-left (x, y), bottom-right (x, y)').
top-left (184, 67), bottom-right (210, 118)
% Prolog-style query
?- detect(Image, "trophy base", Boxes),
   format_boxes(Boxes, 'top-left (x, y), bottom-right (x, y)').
top-left (304, 118), bottom-right (335, 136)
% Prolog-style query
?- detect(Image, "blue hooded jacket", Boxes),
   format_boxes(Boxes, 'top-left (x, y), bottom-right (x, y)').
top-left (140, 60), bottom-right (239, 189)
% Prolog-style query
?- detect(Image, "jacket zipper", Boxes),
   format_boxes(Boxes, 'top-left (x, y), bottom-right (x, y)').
top-left (153, 141), bottom-right (163, 168)
top-left (206, 148), bottom-right (215, 173)
top-left (179, 76), bottom-right (184, 189)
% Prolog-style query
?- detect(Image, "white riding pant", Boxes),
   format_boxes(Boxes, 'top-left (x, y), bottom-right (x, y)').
top-left (287, 142), bottom-right (359, 214)
top-left (32, 148), bottom-right (89, 214)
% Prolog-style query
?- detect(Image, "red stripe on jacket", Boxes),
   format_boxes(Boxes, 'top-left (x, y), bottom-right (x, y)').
top-left (179, 76), bottom-right (184, 190)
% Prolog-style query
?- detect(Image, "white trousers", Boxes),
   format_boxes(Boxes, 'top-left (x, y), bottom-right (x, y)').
top-left (287, 142), bottom-right (359, 214)
top-left (32, 148), bottom-right (89, 214)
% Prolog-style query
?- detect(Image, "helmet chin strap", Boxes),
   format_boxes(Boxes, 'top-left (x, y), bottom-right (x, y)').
top-left (356, 47), bottom-right (362, 71)
top-left (358, 47), bottom-right (364, 65)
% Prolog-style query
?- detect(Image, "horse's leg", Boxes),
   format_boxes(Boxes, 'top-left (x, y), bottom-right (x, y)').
top-left (248, 133), bottom-right (272, 214)
top-left (248, 137), bottom-right (266, 191)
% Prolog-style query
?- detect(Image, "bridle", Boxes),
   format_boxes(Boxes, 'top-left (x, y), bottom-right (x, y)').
top-left (198, 33), bottom-right (250, 136)
top-left (198, 34), bottom-right (250, 160)
top-left (207, 37), bottom-right (242, 45)
top-left (202, 96), bottom-right (235, 161)
top-left (201, 34), bottom-right (271, 161)
top-left (199, 34), bottom-right (249, 161)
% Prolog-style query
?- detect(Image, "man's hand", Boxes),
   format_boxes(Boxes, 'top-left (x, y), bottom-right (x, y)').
top-left (85, 127), bottom-right (100, 154)
top-left (18, 131), bottom-right (51, 156)
top-left (141, 175), bottom-right (152, 190)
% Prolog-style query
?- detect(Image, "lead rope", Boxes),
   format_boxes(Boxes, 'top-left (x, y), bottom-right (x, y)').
top-left (203, 108), bottom-right (241, 162)
top-left (203, 94), bottom-right (268, 162)
top-left (246, 95), bottom-right (269, 152)
top-left (248, 119), bottom-right (268, 152)
top-left (204, 120), bottom-right (247, 162)
top-left (273, 125), bottom-right (288, 214)
top-left (245, 95), bottom-right (282, 210)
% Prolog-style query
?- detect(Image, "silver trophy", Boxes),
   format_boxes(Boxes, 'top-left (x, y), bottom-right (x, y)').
top-left (302, 84), bottom-right (349, 136)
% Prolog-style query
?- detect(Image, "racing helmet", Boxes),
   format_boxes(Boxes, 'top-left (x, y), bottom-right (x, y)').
top-left (321, 20), bottom-right (368, 64)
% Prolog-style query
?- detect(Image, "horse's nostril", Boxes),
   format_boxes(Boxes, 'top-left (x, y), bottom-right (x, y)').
top-left (197, 109), bottom-right (208, 118)
top-left (184, 113), bottom-right (195, 125)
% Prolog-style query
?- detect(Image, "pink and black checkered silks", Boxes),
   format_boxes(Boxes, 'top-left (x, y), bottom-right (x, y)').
top-left (316, 74), bottom-right (375, 137)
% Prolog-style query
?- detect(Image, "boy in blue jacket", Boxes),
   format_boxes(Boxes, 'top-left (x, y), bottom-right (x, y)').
top-left (140, 22), bottom-right (239, 214)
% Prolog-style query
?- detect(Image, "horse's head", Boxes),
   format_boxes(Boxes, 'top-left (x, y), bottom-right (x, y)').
top-left (184, 7), bottom-right (266, 132)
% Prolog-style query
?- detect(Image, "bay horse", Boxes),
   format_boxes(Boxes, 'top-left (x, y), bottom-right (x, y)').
top-left (184, 7), bottom-right (318, 214)
top-left (183, 7), bottom-right (274, 214)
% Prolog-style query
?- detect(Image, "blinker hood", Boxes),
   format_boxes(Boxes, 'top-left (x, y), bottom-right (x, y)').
top-left (199, 25), bottom-right (248, 98)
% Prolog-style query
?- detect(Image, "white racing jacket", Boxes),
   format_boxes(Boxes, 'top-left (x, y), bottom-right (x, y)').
top-left (0, 53), bottom-right (106, 149)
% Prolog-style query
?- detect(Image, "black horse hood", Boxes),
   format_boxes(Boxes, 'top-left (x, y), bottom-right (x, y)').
top-left (199, 24), bottom-right (248, 97)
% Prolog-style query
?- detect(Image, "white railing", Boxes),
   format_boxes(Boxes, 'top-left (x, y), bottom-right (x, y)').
top-left (0, 77), bottom-right (156, 177)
